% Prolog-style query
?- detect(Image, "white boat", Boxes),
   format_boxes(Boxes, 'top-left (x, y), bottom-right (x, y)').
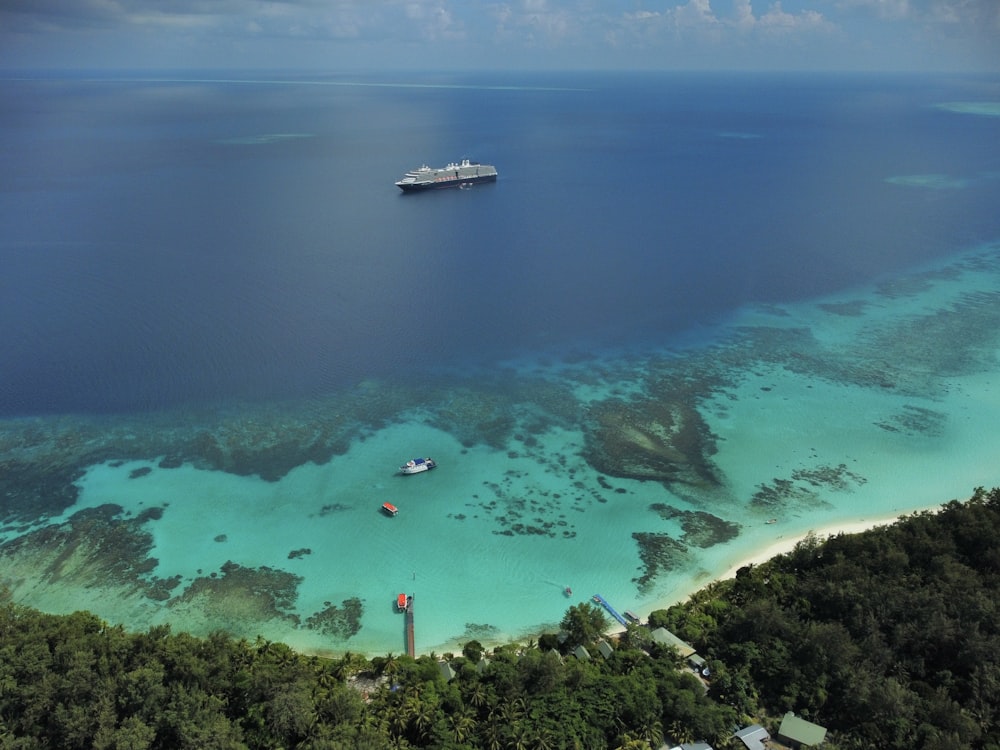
top-left (400, 457), bottom-right (436, 475)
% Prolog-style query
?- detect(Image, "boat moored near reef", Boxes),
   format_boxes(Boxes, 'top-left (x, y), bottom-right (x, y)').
top-left (400, 458), bottom-right (436, 475)
top-left (395, 159), bottom-right (497, 191)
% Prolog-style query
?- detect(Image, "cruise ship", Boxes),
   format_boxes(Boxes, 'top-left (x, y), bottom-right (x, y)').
top-left (395, 159), bottom-right (498, 192)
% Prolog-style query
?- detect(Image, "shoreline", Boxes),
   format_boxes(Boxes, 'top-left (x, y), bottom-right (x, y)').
top-left (615, 503), bottom-right (947, 634)
top-left (715, 512), bottom-right (918, 584)
top-left (415, 503), bottom-right (953, 656)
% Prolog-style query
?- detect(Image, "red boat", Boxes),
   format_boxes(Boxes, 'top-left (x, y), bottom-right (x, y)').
top-left (382, 502), bottom-right (398, 517)
top-left (396, 593), bottom-right (408, 612)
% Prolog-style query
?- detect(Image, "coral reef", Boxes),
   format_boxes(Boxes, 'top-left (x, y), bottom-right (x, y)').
top-left (649, 504), bottom-right (741, 548)
top-left (169, 561), bottom-right (303, 631)
top-left (583, 396), bottom-right (722, 490)
top-left (0, 504), bottom-right (180, 600)
top-left (631, 532), bottom-right (688, 592)
top-left (818, 300), bottom-right (869, 317)
top-left (304, 597), bottom-right (363, 639)
top-left (750, 464), bottom-right (866, 513)
top-left (473, 474), bottom-right (581, 540)
top-left (875, 405), bottom-right (947, 437)
top-left (458, 622), bottom-right (501, 641)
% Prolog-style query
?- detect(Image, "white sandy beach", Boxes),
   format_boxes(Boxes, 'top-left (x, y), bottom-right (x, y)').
top-left (714, 514), bottom-right (916, 581)
top-left (630, 504), bottom-right (947, 627)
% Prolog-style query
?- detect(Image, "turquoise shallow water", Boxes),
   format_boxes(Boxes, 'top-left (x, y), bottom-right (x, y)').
top-left (3, 242), bottom-right (1000, 656)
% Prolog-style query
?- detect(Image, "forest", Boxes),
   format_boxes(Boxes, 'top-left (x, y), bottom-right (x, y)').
top-left (1, 486), bottom-right (999, 750)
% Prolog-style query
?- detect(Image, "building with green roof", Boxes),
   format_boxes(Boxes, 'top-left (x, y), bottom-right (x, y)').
top-left (777, 712), bottom-right (827, 747)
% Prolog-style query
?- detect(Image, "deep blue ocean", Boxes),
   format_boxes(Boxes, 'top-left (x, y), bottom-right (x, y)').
top-left (2, 71), bottom-right (999, 417)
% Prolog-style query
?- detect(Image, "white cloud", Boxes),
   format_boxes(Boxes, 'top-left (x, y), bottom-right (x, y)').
top-left (486, 0), bottom-right (576, 43)
top-left (0, 0), bottom-right (996, 71)
top-left (733, 0), bottom-right (757, 30)
top-left (520, 2), bottom-right (575, 40)
top-left (839, 0), bottom-right (1000, 28)
top-left (837, 0), bottom-right (912, 21)
top-left (619, 0), bottom-right (832, 38)
top-left (673, 0), bottom-right (721, 28)
top-left (404, 1), bottom-right (464, 40)
top-left (757, 1), bottom-right (831, 33)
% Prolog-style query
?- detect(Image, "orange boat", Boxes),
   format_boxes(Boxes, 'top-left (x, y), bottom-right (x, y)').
top-left (382, 502), bottom-right (398, 516)
top-left (396, 593), bottom-right (408, 612)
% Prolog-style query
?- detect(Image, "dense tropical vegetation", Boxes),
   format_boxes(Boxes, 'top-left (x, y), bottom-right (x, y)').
top-left (2, 487), bottom-right (1000, 749)
top-left (661, 486), bottom-right (1000, 750)
top-left (0, 599), bottom-right (730, 749)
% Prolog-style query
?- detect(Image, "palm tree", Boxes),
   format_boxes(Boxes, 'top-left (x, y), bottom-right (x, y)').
top-left (612, 736), bottom-right (650, 750)
top-left (400, 690), bottom-right (436, 742)
top-left (506, 722), bottom-right (531, 750)
top-left (482, 721), bottom-right (503, 750)
top-left (530, 727), bottom-right (558, 750)
top-left (379, 652), bottom-right (399, 678)
top-left (388, 706), bottom-right (409, 740)
top-left (447, 708), bottom-right (476, 743)
top-left (641, 718), bottom-right (664, 748)
top-left (465, 680), bottom-right (488, 710)
top-left (499, 696), bottom-right (526, 723)
top-left (412, 699), bottom-right (436, 741)
top-left (668, 720), bottom-right (694, 745)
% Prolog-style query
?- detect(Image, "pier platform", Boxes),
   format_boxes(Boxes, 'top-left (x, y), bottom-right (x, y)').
top-left (405, 595), bottom-right (415, 657)
top-left (592, 594), bottom-right (628, 627)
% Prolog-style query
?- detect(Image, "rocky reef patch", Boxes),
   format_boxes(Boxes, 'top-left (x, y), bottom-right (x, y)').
top-left (818, 299), bottom-right (869, 317)
top-left (629, 506), bottom-right (741, 594)
top-left (750, 463), bottom-right (866, 514)
top-left (456, 622), bottom-right (502, 643)
top-left (0, 503), bottom-right (180, 601)
top-left (862, 289), bottom-right (1000, 383)
top-left (169, 560), bottom-right (303, 632)
top-left (875, 404), bottom-right (947, 437)
top-left (475, 472), bottom-right (580, 540)
top-left (304, 597), bottom-right (363, 640)
top-left (631, 532), bottom-right (689, 592)
top-left (649, 504), bottom-right (741, 548)
top-left (583, 396), bottom-right (722, 492)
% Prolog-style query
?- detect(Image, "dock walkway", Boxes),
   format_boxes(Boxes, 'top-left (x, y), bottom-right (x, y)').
top-left (405, 595), bottom-right (415, 658)
top-left (592, 594), bottom-right (628, 627)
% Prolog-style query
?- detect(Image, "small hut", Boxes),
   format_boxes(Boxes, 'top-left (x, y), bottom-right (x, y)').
top-left (777, 712), bottom-right (827, 748)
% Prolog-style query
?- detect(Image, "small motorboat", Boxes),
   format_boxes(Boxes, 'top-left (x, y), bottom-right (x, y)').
top-left (564, 587), bottom-right (572, 597)
top-left (400, 457), bottom-right (436, 475)
top-left (396, 593), bottom-right (408, 612)
top-left (382, 502), bottom-right (399, 516)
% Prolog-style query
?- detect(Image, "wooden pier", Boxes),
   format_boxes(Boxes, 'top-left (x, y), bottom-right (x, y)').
top-left (405, 595), bottom-right (415, 658)
top-left (592, 594), bottom-right (628, 626)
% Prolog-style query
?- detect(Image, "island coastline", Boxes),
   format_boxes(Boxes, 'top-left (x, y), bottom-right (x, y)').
top-left (603, 503), bottom-right (947, 639)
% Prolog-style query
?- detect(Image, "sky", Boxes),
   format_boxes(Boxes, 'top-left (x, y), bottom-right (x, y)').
top-left (0, 0), bottom-right (998, 73)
